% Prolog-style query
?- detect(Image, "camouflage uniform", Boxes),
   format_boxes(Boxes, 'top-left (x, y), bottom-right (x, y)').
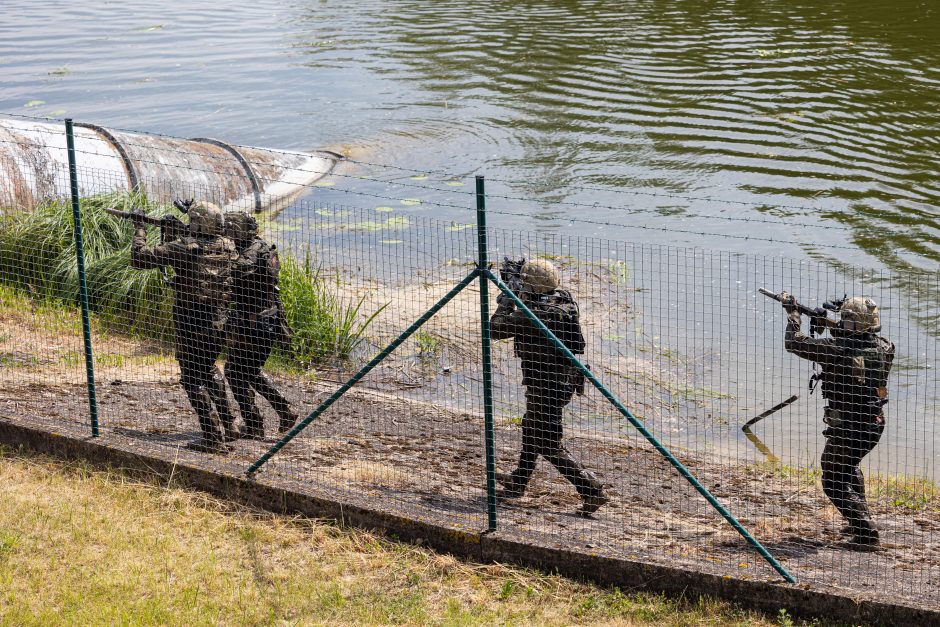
top-left (784, 307), bottom-right (894, 544)
top-left (224, 214), bottom-right (297, 438)
top-left (131, 222), bottom-right (239, 450)
top-left (491, 287), bottom-right (606, 510)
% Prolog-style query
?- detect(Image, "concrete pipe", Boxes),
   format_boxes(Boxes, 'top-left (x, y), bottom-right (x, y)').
top-left (0, 117), bottom-right (340, 212)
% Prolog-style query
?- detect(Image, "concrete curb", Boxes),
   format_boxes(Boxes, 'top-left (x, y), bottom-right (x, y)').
top-left (1, 418), bottom-right (936, 626)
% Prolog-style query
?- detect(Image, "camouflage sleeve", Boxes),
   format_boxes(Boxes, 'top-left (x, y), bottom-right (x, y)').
top-left (235, 240), bottom-right (262, 271)
top-left (784, 309), bottom-right (842, 365)
top-left (880, 336), bottom-right (896, 372)
top-left (130, 227), bottom-right (167, 269)
top-left (490, 307), bottom-right (531, 341)
top-left (557, 302), bottom-right (586, 354)
top-left (131, 231), bottom-right (191, 270)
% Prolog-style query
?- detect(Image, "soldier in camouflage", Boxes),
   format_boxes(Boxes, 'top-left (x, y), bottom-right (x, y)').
top-left (223, 212), bottom-right (298, 439)
top-left (781, 293), bottom-right (895, 546)
top-left (491, 259), bottom-right (609, 516)
top-left (131, 200), bottom-right (240, 453)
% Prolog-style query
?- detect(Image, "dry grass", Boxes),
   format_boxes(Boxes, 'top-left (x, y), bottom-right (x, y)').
top-left (0, 448), bottom-right (816, 626)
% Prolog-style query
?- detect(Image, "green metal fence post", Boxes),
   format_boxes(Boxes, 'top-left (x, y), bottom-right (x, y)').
top-left (65, 119), bottom-right (100, 438)
top-left (475, 175), bottom-right (498, 532)
top-left (483, 269), bottom-right (796, 584)
top-left (247, 270), bottom-right (480, 477)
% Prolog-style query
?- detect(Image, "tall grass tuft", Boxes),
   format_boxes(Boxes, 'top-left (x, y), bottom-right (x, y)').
top-left (0, 192), bottom-right (174, 341)
top-left (277, 250), bottom-right (387, 368)
top-left (0, 193), bottom-right (382, 366)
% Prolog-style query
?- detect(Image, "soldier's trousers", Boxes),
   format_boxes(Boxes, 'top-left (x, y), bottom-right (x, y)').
top-left (508, 387), bottom-right (603, 498)
top-left (820, 419), bottom-right (884, 536)
top-left (175, 305), bottom-right (236, 440)
top-left (224, 318), bottom-right (292, 431)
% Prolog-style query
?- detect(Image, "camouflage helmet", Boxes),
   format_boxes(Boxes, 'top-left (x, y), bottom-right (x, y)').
top-left (225, 211), bottom-right (258, 244)
top-left (188, 201), bottom-right (225, 237)
top-left (840, 296), bottom-right (881, 333)
top-left (521, 259), bottom-right (560, 295)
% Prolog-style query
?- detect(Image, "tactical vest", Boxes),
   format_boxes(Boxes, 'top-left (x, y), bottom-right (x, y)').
top-left (515, 289), bottom-right (585, 390)
top-left (170, 236), bottom-right (237, 310)
top-left (818, 335), bottom-right (894, 417)
top-left (233, 240), bottom-right (279, 313)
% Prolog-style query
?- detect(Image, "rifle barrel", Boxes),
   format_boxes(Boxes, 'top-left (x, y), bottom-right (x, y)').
top-left (103, 207), bottom-right (161, 227)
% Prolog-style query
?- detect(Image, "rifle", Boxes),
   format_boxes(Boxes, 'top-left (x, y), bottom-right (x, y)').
top-left (497, 257), bottom-right (526, 307)
top-left (104, 207), bottom-right (188, 243)
top-left (758, 287), bottom-right (837, 336)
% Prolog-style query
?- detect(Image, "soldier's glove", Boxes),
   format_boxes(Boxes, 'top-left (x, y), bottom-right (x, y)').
top-left (130, 209), bottom-right (147, 230)
top-left (810, 316), bottom-right (825, 336)
top-left (780, 291), bottom-right (799, 314)
top-left (173, 198), bottom-right (195, 214)
top-left (496, 291), bottom-right (514, 308)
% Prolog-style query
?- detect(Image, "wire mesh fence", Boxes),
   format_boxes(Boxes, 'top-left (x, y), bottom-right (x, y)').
top-left (0, 117), bottom-right (938, 610)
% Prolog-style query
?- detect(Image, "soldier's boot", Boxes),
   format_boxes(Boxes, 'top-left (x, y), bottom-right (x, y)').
top-left (207, 368), bottom-right (240, 442)
top-left (186, 436), bottom-right (229, 454)
top-left (240, 405), bottom-right (266, 441)
top-left (547, 448), bottom-right (609, 516)
top-left (182, 384), bottom-right (228, 454)
top-left (277, 409), bottom-right (298, 435)
top-left (828, 468), bottom-right (879, 548)
top-left (496, 467), bottom-right (534, 499)
top-left (578, 489), bottom-right (610, 516)
top-left (494, 472), bottom-right (523, 498)
top-left (498, 443), bottom-right (540, 498)
top-left (847, 511), bottom-right (880, 548)
top-left (253, 373), bottom-right (296, 434)
top-left (575, 467), bottom-right (609, 515)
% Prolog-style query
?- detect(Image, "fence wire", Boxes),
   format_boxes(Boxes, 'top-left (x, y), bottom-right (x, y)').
top-left (0, 119), bottom-right (938, 610)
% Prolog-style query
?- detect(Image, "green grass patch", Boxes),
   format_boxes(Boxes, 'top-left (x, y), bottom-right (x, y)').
top-left (0, 191), bottom-right (174, 342)
top-left (275, 251), bottom-right (387, 368)
top-left (753, 462), bottom-right (822, 487)
top-left (0, 447), bottom-right (815, 626)
top-left (415, 330), bottom-right (442, 358)
top-left (870, 474), bottom-right (940, 512)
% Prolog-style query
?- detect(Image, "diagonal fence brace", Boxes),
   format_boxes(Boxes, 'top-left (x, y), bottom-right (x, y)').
top-left (246, 269), bottom-right (480, 477)
top-left (483, 268), bottom-right (797, 584)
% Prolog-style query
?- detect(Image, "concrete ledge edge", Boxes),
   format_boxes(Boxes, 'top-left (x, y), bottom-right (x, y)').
top-left (0, 419), bottom-right (935, 626)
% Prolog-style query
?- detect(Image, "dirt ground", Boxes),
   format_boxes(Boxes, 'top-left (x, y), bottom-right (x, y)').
top-left (1, 371), bottom-right (938, 613)
top-left (2, 281), bottom-right (938, 612)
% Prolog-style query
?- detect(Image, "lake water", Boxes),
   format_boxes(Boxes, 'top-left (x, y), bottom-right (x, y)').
top-left (1, 1), bottom-right (938, 475)
top-left (2, 0), bottom-right (939, 268)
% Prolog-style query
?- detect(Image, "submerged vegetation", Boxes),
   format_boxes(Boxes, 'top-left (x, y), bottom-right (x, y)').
top-left (0, 193), bottom-right (381, 367)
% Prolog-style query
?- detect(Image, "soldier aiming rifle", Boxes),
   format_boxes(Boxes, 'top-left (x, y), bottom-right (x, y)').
top-left (106, 197), bottom-right (194, 245)
top-left (762, 288), bottom-right (895, 547)
top-left (491, 257), bottom-right (608, 516)
top-left (129, 199), bottom-right (241, 453)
